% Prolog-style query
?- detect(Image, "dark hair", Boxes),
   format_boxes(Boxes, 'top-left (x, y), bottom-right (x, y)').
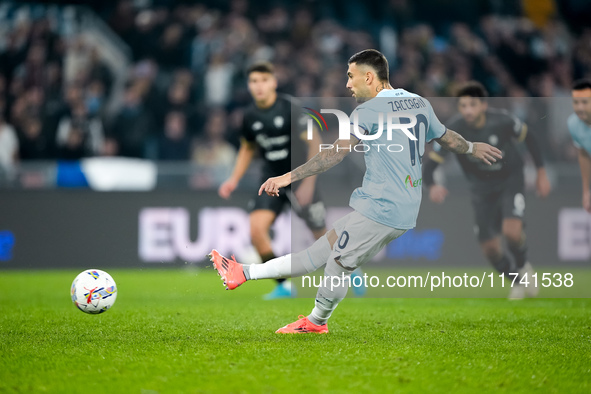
top-left (348, 49), bottom-right (389, 82)
top-left (246, 61), bottom-right (275, 76)
top-left (572, 79), bottom-right (591, 91)
top-left (455, 81), bottom-right (489, 99)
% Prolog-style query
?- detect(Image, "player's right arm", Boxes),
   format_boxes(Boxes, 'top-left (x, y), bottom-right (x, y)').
top-left (436, 128), bottom-right (502, 165)
top-left (577, 147), bottom-right (591, 212)
top-left (218, 139), bottom-right (256, 199)
top-left (259, 137), bottom-right (356, 197)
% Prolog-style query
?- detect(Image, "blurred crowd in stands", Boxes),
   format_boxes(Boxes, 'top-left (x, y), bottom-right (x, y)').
top-left (0, 0), bottom-right (590, 175)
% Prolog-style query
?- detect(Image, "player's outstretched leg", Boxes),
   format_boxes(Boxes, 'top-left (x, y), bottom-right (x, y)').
top-left (209, 233), bottom-right (332, 292)
top-left (257, 251), bottom-right (295, 300)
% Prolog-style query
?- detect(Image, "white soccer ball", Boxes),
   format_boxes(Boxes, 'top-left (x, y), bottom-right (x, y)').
top-left (71, 269), bottom-right (117, 314)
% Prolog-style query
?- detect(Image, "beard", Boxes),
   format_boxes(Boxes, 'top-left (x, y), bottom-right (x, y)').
top-left (350, 88), bottom-right (371, 103)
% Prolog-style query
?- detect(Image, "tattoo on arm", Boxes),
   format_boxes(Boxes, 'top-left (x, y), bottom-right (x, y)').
top-left (438, 129), bottom-right (469, 154)
top-left (291, 142), bottom-right (350, 182)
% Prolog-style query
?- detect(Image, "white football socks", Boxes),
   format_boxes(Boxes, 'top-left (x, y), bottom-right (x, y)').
top-left (244, 234), bottom-right (332, 280)
top-left (308, 259), bottom-right (351, 326)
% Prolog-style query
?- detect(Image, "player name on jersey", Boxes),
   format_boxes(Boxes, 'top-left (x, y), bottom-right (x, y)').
top-left (388, 97), bottom-right (427, 112)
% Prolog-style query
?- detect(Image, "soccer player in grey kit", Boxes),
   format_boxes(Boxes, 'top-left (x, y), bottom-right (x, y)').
top-left (210, 51), bottom-right (502, 333)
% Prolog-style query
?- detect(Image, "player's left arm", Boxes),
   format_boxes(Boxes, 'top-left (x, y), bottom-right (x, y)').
top-left (259, 135), bottom-right (358, 197)
top-left (518, 124), bottom-right (551, 197)
top-left (436, 128), bottom-right (503, 165)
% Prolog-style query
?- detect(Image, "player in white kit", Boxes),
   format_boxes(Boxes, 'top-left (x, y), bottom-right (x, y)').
top-left (209, 49), bottom-right (502, 333)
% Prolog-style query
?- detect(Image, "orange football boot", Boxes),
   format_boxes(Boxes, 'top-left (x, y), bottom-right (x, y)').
top-left (275, 315), bottom-right (329, 334)
top-left (208, 249), bottom-right (246, 290)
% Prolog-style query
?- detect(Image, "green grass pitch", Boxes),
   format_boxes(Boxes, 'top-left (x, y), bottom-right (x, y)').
top-left (1, 268), bottom-right (590, 393)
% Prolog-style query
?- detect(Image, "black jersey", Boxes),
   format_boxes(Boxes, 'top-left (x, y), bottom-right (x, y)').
top-left (241, 94), bottom-right (309, 178)
top-left (433, 108), bottom-right (526, 190)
